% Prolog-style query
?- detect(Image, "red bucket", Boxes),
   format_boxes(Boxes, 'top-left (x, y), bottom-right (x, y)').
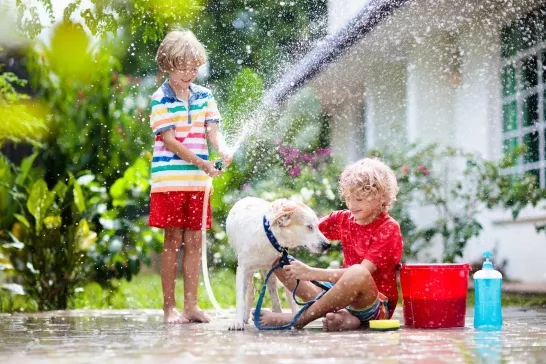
top-left (400, 263), bottom-right (471, 328)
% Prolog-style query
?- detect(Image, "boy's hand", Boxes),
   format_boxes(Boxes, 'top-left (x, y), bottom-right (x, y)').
top-left (202, 160), bottom-right (222, 177)
top-left (283, 260), bottom-right (315, 281)
top-left (219, 150), bottom-right (233, 168)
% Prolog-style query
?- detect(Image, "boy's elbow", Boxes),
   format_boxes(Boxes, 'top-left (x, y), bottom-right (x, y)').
top-left (163, 137), bottom-right (178, 151)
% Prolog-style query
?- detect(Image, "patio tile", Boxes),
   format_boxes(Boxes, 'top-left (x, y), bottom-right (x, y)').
top-left (0, 307), bottom-right (545, 363)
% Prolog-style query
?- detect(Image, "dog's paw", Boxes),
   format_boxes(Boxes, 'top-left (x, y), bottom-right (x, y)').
top-left (228, 321), bottom-right (246, 331)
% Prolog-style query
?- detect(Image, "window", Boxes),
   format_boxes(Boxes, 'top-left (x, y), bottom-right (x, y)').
top-left (500, 5), bottom-right (546, 188)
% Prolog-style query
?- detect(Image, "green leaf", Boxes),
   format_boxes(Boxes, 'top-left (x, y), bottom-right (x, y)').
top-left (27, 179), bottom-right (54, 235)
top-left (75, 219), bottom-right (97, 250)
top-left (15, 152), bottom-right (38, 187)
top-left (70, 175), bottom-right (86, 213)
top-left (53, 180), bottom-right (69, 200)
top-left (0, 154), bottom-right (14, 187)
top-left (110, 178), bottom-right (126, 200)
top-left (14, 213), bottom-right (30, 229)
top-left (43, 215), bottom-right (62, 230)
top-left (63, 0), bottom-right (81, 22)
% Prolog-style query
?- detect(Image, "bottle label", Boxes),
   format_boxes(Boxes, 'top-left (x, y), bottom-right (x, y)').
top-left (474, 278), bottom-right (503, 329)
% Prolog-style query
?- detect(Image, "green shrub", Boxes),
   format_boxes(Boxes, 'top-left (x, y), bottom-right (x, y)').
top-left (0, 49), bottom-right (48, 146)
top-left (89, 156), bottom-right (163, 288)
top-left (0, 152), bottom-right (163, 310)
top-left (369, 144), bottom-right (546, 263)
top-left (0, 154), bottom-right (97, 310)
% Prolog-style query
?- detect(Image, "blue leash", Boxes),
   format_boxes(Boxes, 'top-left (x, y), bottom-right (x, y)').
top-left (253, 217), bottom-right (330, 330)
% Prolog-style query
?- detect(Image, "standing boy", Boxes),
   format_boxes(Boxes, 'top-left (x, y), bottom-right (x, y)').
top-left (148, 30), bottom-right (232, 324)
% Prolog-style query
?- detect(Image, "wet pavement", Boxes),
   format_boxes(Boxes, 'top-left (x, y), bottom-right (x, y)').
top-left (0, 307), bottom-right (545, 363)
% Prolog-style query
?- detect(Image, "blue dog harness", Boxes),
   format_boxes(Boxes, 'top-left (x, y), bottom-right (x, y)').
top-left (253, 216), bottom-right (330, 330)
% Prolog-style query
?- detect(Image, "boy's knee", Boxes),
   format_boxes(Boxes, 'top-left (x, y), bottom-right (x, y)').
top-left (184, 230), bottom-right (202, 248)
top-left (345, 264), bottom-right (372, 285)
top-left (163, 240), bottom-right (182, 252)
top-left (163, 230), bottom-right (183, 251)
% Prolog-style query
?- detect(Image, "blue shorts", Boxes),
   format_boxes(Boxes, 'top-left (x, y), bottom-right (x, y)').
top-left (321, 282), bottom-right (390, 322)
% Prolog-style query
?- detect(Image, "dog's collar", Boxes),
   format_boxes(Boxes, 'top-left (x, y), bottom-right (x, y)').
top-left (263, 216), bottom-right (290, 266)
top-left (263, 216), bottom-right (283, 253)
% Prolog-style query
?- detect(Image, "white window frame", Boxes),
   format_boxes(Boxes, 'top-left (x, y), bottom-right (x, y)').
top-left (500, 40), bottom-right (546, 189)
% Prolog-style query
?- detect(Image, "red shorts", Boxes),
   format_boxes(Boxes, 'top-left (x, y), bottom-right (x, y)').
top-left (148, 191), bottom-right (212, 230)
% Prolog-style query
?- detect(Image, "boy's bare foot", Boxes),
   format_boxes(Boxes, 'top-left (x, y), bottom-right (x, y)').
top-left (322, 309), bottom-right (361, 331)
top-left (253, 309), bottom-right (294, 327)
top-left (164, 308), bottom-right (189, 324)
top-left (183, 307), bottom-right (211, 323)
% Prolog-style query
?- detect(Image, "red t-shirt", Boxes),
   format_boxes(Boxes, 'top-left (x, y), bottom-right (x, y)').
top-left (319, 210), bottom-right (403, 316)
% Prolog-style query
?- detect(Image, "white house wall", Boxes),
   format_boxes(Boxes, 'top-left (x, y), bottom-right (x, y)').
top-left (489, 216), bottom-right (546, 283)
top-left (406, 32), bottom-right (457, 145)
top-left (316, 56), bottom-right (407, 160)
top-left (330, 100), bottom-right (366, 163)
top-left (364, 62), bottom-right (407, 148)
top-left (453, 21), bottom-right (501, 158)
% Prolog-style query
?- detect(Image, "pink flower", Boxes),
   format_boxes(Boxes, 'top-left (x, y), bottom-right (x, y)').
top-left (289, 165), bottom-right (301, 177)
top-left (417, 164), bottom-right (429, 175)
top-left (316, 147), bottom-right (332, 157)
top-left (401, 165), bottom-right (410, 173)
top-left (243, 183), bottom-right (250, 190)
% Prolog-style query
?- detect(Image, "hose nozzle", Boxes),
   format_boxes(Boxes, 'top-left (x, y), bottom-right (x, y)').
top-left (214, 159), bottom-right (223, 171)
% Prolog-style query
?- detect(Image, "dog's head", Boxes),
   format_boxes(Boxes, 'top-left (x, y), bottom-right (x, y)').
top-left (268, 199), bottom-right (330, 254)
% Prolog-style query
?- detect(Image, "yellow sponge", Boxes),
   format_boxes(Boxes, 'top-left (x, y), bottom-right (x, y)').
top-left (369, 319), bottom-right (400, 331)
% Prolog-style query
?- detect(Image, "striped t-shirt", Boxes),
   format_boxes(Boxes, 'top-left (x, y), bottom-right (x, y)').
top-left (149, 81), bottom-right (221, 193)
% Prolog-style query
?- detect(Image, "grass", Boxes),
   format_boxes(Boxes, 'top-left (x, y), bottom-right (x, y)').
top-left (2, 269), bottom-right (546, 313)
top-left (70, 269), bottom-right (241, 310)
top-left (0, 268), bottom-right (292, 312)
top-left (467, 290), bottom-right (546, 307)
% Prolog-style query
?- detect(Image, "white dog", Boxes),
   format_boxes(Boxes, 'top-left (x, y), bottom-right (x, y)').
top-left (226, 197), bottom-right (330, 330)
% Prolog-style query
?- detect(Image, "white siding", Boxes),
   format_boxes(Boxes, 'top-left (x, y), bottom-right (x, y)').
top-left (330, 100), bottom-right (365, 163)
top-left (364, 63), bottom-right (407, 148)
top-left (453, 21), bottom-right (502, 158)
top-left (406, 32), bottom-right (457, 145)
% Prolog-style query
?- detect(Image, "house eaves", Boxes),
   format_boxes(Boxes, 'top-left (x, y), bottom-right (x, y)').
top-left (264, 0), bottom-right (411, 107)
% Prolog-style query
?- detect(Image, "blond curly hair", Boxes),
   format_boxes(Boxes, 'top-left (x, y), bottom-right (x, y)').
top-left (155, 30), bottom-right (207, 72)
top-left (338, 157), bottom-right (399, 210)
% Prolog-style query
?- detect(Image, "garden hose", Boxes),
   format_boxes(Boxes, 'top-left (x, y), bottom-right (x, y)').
top-left (201, 175), bottom-right (223, 311)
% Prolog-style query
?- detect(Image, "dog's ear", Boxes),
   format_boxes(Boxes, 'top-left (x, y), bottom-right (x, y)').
top-left (271, 199), bottom-right (297, 227)
top-left (272, 212), bottom-right (292, 227)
